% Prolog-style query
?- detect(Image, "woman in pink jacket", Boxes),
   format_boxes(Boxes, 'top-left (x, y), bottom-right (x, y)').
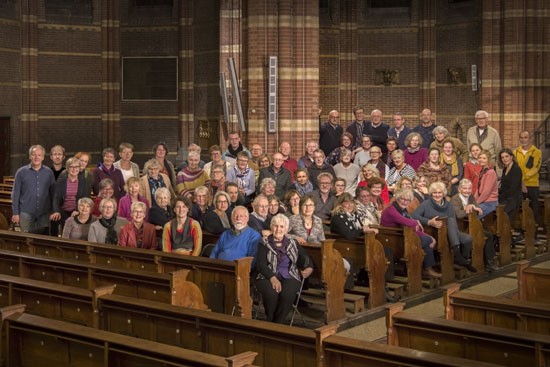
top-left (474, 150), bottom-right (498, 218)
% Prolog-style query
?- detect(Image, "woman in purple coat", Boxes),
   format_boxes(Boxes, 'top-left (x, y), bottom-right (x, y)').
top-left (381, 188), bottom-right (441, 279)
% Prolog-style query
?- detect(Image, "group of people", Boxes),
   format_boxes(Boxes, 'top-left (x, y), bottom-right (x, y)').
top-left (10, 106), bottom-right (542, 323)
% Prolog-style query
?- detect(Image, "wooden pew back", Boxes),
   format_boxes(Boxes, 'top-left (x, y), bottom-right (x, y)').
top-left (1, 306), bottom-right (257, 367)
top-left (517, 260), bottom-right (550, 304)
top-left (387, 302), bottom-right (550, 367)
top-left (444, 283), bottom-right (550, 335)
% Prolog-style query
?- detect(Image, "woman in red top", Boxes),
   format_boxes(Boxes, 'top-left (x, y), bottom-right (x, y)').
top-left (118, 201), bottom-right (157, 249)
top-left (357, 163), bottom-right (390, 204)
top-left (463, 143), bottom-right (483, 195)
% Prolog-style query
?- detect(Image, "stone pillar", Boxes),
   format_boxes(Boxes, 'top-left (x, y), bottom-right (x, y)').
top-left (100, 0), bottom-right (120, 147)
top-left (20, 0), bottom-right (39, 146)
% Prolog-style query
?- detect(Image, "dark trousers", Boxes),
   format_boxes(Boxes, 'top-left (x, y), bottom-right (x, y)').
top-left (483, 230), bottom-right (496, 263)
top-left (419, 235), bottom-right (436, 268)
top-left (255, 277), bottom-right (301, 324)
top-left (525, 186), bottom-right (541, 227)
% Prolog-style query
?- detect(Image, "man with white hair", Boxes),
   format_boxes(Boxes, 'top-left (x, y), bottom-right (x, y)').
top-left (209, 206), bottom-right (261, 261)
top-left (12, 145), bottom-right (55, 234)
top-left (466, 110), bottom-right (502, 161)
top-left (298, 140), bottom-right (319, 169)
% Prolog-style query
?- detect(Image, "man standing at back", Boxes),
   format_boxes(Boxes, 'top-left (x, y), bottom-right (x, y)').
top-left (347, 105), bottom-right (368, 150)
top-left (364, 109), bottom-right (390, 153)
top-left (319, 109), bottom-right (343, 156)
top-left (514, 131), bottom-right (542, 231)
top-left (12, 145), bottom-right (55, 234)
top-left (413, 108), bottom-right (437, 148)
top-left (222, 131), bottom-right (251, 165)
top-left (279, 141), bottom-right (298, 182)
top-left (466, 110), bottom-right (502, 162)
top-left (387, 112), bottom-right (411, 149)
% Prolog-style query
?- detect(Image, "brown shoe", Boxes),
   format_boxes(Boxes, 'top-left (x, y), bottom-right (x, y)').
top-left (424, 267), bottom-right (442, 278)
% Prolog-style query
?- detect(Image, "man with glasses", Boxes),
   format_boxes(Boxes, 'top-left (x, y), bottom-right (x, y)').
top-left (307, 149), bottom-right (336, 189)
top-left (387, 112), bottom-right (411, 149)
top-left (319, 109), bottom-right (343, 156)
top-left (467, 110), bottom-right (502, 161)
top-left (248, 194), bottom-right (271, 237)
top-left (257, 152), bottom-right (291, 199)
top-left (279, 141), bottom-right (298, 181)
top-left (209, 205), bottom-right (262, 262)
top-left (346, 105), bottom-right (368, 150)
top-left (310, 172), bottom-right (337, 221)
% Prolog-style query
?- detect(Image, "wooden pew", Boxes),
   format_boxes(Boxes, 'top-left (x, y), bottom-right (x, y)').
top-left (520, 200), bottom-right (537, 259)
top-left (371, 226), bottom-right (424, 297)
top-left (301, 240), bottom-right (358, 322)
top-left (324, 230), bottom-right (410, 300)
top-left (517, 260), bottom-right (550, 304)
top-left (423, 220), bottom-right (456, 284)
top-left (457, 212), bottom-right (486, 274)
top-left (386, 302), bottom-right (550, 367)
top-left (0, 278), bottom-right (502, 367)
top-left (0, 230), bottom-right (252, 318)
top-left (0, 274), bottom-right (114, 328)
top-left (318, 333), bottom-right (504, 367)
top-left (482, 205), bottom-right (512, 266)
top-left (0, 306), bottom-right (258, 367)
top-left (444, 283), bottom-right (550, 335)
top-left (0, 248), bottom-right (207, 309)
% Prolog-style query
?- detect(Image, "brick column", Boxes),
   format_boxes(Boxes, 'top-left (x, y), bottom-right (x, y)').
top-left (101, 0), bottom-right (120, 147)
top-left (417, 0), bottom-right (436, 110)
top-left (178, 2), bottom-right (194, 146)
top-left (243, 0), bottom-right (319, 154)
top-left (480, 0), bottom-right (549, 146)
top-left (338, 0), bottom-right (357, 125)
top-left (20, 0), bottom-right (38, 146)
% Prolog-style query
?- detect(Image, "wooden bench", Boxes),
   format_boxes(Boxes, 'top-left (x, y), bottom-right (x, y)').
top-left (443, 283), bottom-right (550, 335)
top-left (0, 230), bottom-right (252, 317)
top-left (301, 239), bottom-right (364, 321)
top-left (0, 248), bottom-right (207, 309)
top-left (457, 212), bottom-right (487, 274)
top-left (319, 333), bottom-right (504, 367)
top-left (0, 274), bottom-right (114, 328)
top-left (387, 302), bottom-right (550, 367)
top-left (0, 306), bottom-right (257, 367)
top-left (482, 205), bottom-right (512, 266)
top-left (517, 260), bottom-right (550, 304)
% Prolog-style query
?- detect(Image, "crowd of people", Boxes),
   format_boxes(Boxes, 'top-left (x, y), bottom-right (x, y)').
top-left (10, 107), bottom-right (543, 323)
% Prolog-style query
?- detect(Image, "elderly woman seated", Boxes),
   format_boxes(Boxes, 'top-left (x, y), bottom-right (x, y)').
top-left (330, 193), bottom-right (378, 240)
top-left (118, 201), bottom-right (157, 249)
top-left (288, 194), bottom-right (325, 245)
top-left (412, 181), bottom-right (477, 273)
top-left (88, 198), bottom-right (128, 245)
top-left (255, 214), bottom-right (313, 324)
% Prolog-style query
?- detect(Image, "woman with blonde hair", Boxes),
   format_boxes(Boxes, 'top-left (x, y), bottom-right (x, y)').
top-left (140, 158), bottom-right (176, 208)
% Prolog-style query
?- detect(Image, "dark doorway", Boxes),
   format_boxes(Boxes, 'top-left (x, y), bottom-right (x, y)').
top-left (0, 117), bottom-right (9, 178)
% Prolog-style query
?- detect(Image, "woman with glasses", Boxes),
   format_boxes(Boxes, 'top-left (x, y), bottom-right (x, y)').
top-left (139, 158), bottom-right (176, 208)
top-left (283, 190), bottom-right (301, 217)
top-left (117, 176), bottom-right (150, 222)
top-left (113, 142), bottom-right (140, 184)
top-left (202, 191), bottom-right (232, 235)
top-left (366, 147), bottom-right (389, 180)
top-left (91, 178), bottom-right (115, 217)
top-left (326, 132), bottom-right (355, 166)
top-left (91, 147), bottom-right (125, 200)
top-left (118, 202), bottom-right (157, 249)
top-left (150, 142), bottom-right (177, 191)
top-left (288, 194), bottom-right (325, 245)
top-left (330, 193), bottom-right (379, 240)
top-left (51, 157), bottom-right (90, 228)
top-left (226, 151), bottom-right (256, 205)
top-left (162, 196), bottom-right (202, 255)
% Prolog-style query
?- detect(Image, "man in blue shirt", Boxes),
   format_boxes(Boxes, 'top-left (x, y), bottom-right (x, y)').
top-left (11, 144), bottom-right (55, 234)
top-left (210, 206), bottom-right (261, 262)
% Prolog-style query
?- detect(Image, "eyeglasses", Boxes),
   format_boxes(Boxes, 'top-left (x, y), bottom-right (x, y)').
top-left (69, 165), bottom-right (80, 169)
top-left (303, 204), bottom-right (315, 208)
top-left (216, 200), bottom-right (229, 204)
top-left (319, 182), bottom-right (332, 186)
